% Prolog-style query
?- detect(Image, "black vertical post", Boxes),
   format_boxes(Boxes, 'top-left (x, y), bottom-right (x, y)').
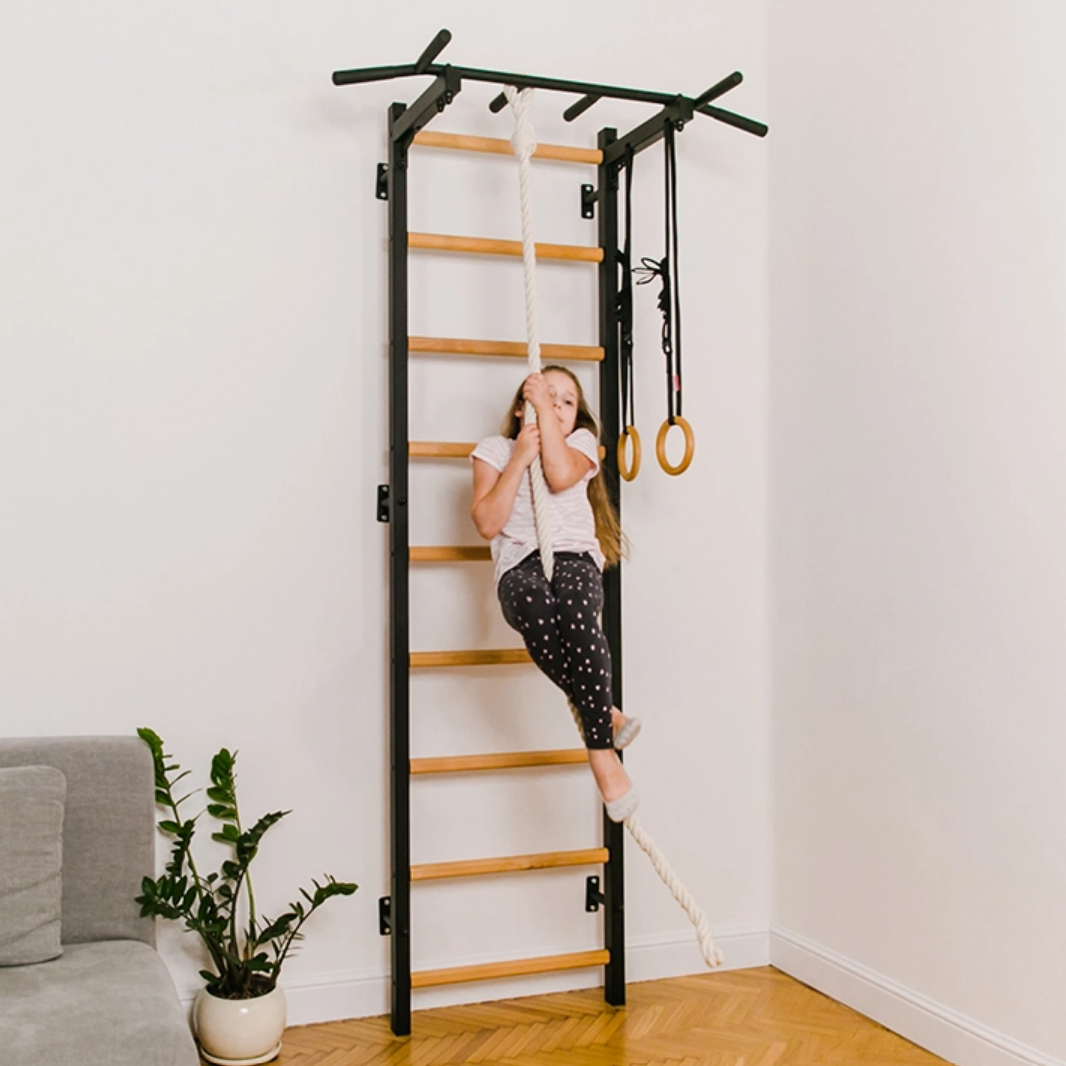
top-left (386, 100), bottom-right (412, 1037)
top-left (597, 126), bottom-right (626, 1007)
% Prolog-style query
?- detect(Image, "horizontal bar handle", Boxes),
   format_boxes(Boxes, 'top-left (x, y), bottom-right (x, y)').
top-left (411, 749), bottom-right (587, 774)
top-left (412, 948), bottom-right (610, 988)
top-left (699, 102), bottom-right (769, 138)
top-left (693, 71), bottom-right (743, 110)
top-left (410, 232), bottom-right (603, 262)
top-left (415, 29), bottom-right (451, 74)
top-left (409, 441), bottom-right (606, 459)
top-left (413, 130), bottom-right (602, 165)
top-left (412, 847), bottom-right (609, 881)
top-left (563, 93), bottom-right (601, 123)
top-left (411, 649), bottom-right (532, 667)
top-left (409, 336), bottom-right (603, 361)
top-left (410, 545), bottom-right (491, 562)
top-left (409, 441), bottom-right (474, 457)
top-left (332, 63), bottom-right (415, 87)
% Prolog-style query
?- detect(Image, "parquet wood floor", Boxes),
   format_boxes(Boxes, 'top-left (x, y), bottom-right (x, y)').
top-left (270, 967), bottom-right (947, 1066)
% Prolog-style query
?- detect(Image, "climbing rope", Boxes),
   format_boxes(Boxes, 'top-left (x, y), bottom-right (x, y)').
top-left (506, 86), bottom-right (722, 970)
top-left (625, 813), bottom-right (723, 967)
top-left (506, 85), bottom-right (555, 583)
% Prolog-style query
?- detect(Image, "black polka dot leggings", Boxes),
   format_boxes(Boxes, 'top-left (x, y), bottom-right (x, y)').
top-left (497, 551), bottom-right (613, 750)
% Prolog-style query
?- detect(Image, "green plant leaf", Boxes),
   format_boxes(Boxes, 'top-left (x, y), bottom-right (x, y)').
top-left (137, 727), bottom-right (163, 755)
top-left (255, 913), bottom-right (296, 943)
top-left (209, 749), bottom-right (238, 801)
top-left (293, 877), bottom-right (358, 912)
top-left (234, 810), bottom-right (289, 866)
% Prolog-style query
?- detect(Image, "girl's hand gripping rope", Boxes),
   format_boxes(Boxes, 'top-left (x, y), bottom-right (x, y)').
top-left (512, 421), bottom-right (541, 469)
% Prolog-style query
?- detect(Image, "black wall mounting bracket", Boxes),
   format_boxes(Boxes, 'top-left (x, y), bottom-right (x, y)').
top-left (585, 875), bottom-right (606, 913)
top-left (581, 183), bottom-right (597, 219)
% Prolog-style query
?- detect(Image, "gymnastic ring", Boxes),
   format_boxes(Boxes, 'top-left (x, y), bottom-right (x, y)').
top-left (655, 416), bottom-right (695, 476)
top-left (617, 425), bottom-right (642, 482)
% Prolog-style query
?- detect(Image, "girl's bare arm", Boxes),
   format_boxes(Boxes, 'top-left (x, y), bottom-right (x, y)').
top-left (471, 425), bottom-right (540, 539)
top-left (537, 415), bottom-right (594, 491)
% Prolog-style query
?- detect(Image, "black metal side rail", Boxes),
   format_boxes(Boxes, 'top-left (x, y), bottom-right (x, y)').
top-left (383, 99), bottom-right (413, 1037)
top-left (595, 126), bottom-right (626, 1007)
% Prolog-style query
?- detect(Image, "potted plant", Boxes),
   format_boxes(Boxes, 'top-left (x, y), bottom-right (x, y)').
top-left (135, 728), bottom-right (358, 1066)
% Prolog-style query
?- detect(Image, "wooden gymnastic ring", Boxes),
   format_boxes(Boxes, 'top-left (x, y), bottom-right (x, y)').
top-left (655, 416), bottom-right (695, 476)
top-left (617, 425), bottom-right (642, 482)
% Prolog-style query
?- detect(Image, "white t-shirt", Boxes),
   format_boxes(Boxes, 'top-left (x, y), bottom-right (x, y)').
top-left (472, 428), bottom-right (605, 584)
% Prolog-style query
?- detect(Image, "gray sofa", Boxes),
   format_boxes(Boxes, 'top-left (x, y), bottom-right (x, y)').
top-left (0, 736), bottom-right (199, 1066)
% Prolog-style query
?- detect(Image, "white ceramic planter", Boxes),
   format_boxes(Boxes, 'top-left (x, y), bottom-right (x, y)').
top-left (192, 985), bottom-right (287, 1065)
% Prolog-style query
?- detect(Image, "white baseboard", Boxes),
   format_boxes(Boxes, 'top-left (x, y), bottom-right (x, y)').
top-left (770, 926), bottom-right (1062, 1066)
top-left (182, 923), bottom-right (770, 1027)
top-left (627, 923), bottom-right (770, 985)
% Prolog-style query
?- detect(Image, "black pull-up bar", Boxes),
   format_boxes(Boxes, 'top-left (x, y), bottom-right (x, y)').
top-left (332, 28), bottom-right (768, 139)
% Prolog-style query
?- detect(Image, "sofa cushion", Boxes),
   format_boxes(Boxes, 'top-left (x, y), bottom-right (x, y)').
top-left (0, 766), bottom-right (65, 966)
top-left (0, 939), bottom-right (200, 1066)
top-left (0, 737), bottom-right (155, 946)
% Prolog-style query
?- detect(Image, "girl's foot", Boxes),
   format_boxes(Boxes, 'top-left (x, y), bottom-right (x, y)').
top-left (604, 787), bottom-right (640, 823)
top-left (611, 707), bottom-right (642, 750)
top-left (587, 748), bottom-right (639, 822)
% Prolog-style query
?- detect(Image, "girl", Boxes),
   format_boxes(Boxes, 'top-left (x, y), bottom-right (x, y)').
top-left (471, 366), bottom-right (640, 822)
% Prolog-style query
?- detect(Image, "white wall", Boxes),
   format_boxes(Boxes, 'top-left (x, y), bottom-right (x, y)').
top-left (769, 3), bottom-right (1066, 1063)
top-left (0, 1), bottom-right (771, 1023)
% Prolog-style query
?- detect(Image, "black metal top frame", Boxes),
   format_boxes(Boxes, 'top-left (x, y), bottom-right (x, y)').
top-left (332, 28), bottom-right (768, 140)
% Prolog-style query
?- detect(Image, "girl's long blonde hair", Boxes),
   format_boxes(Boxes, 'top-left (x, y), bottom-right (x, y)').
top-left (501, 366), bottom-right (624, 567)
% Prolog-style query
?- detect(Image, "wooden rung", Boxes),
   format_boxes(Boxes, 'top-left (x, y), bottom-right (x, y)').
top-left (411, 649), bottom-right (532, 668)
top-left (411, 749), bottom-right (587, 774)
top-left (412, 848), bottom-right (609, 881)
top-left (410, 441), bottom-right (606, 460)
top-left (412, 949), bottom-right (610, 989)
top-left (410, 546), bottom-right (491, 562)
top-left (410, 232), bottom-right (603, 263)
top-left (409, 441), bottom-right (474, 458)
top-left (409, 336), bottom-right (603, 362)
top-left (413, 130), bottom-right (603, 166)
